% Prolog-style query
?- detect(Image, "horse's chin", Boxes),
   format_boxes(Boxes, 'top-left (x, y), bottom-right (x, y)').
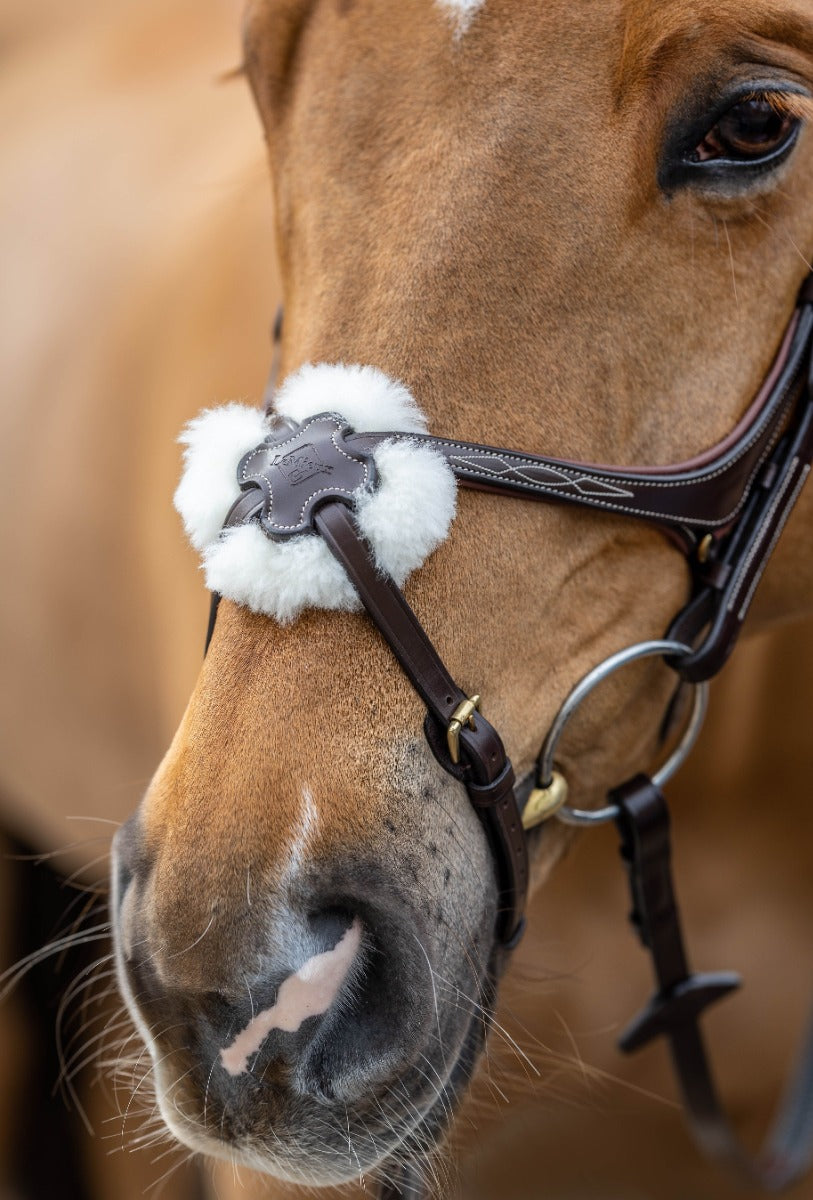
top-left (136, 988), bottom-right (491, 1185)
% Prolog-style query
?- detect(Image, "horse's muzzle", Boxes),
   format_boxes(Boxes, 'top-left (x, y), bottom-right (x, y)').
top-left (109, 813), bottom-right (485, 1183)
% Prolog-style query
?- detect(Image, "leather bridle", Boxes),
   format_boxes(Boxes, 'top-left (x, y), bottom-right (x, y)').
top-left (203, 272), bottom-right (813, 1193)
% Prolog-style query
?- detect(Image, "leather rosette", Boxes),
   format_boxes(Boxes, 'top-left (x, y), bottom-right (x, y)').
top-left (174, 364), bottom-right (457, 622)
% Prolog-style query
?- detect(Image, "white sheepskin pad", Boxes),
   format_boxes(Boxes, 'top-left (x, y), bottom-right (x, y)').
top-left (174, 365), bottom-right (457, 624)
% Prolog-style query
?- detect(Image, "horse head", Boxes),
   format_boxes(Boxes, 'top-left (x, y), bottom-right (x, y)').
top-left (112, 0), bottom-right (813, 1188)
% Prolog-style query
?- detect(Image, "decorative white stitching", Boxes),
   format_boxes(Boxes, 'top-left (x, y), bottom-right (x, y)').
top-left (238, 413), bottom-right (335, 478)
top-left (407, 378), bottom-right (797, 527)
top-left (240, 418), bottom-right (373, 531)
top-left (440, 456), bottom-right (767, 527)
top-left (448, 453), bottom-right (635, 498)
top-left (430, 360), bottom-right (801, 499)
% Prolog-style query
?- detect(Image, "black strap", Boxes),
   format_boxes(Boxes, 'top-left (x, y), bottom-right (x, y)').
top-left (614, 774), bottom-right (813, 1190)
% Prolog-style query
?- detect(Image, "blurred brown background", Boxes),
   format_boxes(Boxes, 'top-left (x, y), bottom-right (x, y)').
top-left (1, 2), bottom-right (812, 1198)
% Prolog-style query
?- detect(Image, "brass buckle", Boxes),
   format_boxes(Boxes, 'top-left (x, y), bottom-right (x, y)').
top-left (447, 695), bottom-right (482, 765)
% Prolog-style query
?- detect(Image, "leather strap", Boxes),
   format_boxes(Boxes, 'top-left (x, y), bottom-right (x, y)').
top-left (614, 775), bottom-right (813, 1190)
top-left (349, 298), bottom-right (813, 535)
top-left (314, 501), bottom-right (528, 945)
top-left (667, 364), bottom-right (813, 681)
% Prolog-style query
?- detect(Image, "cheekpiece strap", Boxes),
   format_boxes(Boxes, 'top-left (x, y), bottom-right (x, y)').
top-left (314, 501), bottom-right (528, 946)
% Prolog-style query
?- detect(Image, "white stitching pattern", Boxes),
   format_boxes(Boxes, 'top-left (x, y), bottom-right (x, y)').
top-left (408, 378), bottom-right (798, 527)
top-left (448, 454), bottom-right (635, 498)
top-left (441, 448), bottom-right (772, 527)
top-left (240, 415), bottom-right (373, 531)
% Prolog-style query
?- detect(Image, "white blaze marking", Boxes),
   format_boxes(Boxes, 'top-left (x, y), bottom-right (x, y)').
top-left (219, 919), bottom-right (363, 1077)
top-left (436, 0), bottom-right (485, 33)
top-left (282, 784), bottom-right (318, 884)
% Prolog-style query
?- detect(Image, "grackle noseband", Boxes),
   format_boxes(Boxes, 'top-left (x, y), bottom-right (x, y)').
top-left (204, 274), bottom-right (813, 1195)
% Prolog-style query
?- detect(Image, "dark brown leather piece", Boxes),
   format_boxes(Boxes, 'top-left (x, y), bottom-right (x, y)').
top-left (613, 775), bottom-right (813, 1190)
top-left (222, 489), bottom-right (264, 529)
top-left (314, 503), bottom-right (468, 722)
top-left (668, 378), bottom-right (813, 681)
top-left (237, 413), bottom-right (376, 538)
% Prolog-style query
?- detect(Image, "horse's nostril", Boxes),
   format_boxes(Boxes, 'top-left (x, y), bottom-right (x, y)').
top-left (218, 913), bottom-right (364, 1078)
top-left (306, 905), bottom-right (358, 955)
top-left (114, 857), bottom-right (453, 1144)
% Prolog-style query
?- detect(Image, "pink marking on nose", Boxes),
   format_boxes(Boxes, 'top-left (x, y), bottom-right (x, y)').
top-left (219, 918), bottom-right (362, 1076)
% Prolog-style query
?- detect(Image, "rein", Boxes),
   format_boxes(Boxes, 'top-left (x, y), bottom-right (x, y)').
top-left (203, 272), bottom-right (813, 1194)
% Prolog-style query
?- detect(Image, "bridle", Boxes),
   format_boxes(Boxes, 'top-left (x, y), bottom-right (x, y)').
top-left (202, 272), bottom-right (813, 1194)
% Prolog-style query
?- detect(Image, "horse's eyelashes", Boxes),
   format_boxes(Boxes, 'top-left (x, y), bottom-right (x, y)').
top-left (659, 81), bottom-right (809, 194)
top-left (691, 97), bottom-right (798, 164)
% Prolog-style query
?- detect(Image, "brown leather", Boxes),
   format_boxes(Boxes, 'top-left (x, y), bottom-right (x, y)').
top-left (613, 775), bottom-right (813, 1191)
top-left (668, 379), bottom-right (813, 681)
top-left (314, 501), bottom-right (528, 945)
top-left (237, 413), bottom-right (376, 538)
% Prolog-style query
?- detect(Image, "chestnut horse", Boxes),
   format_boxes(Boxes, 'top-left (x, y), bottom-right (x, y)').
top-left (5, 0), bottom-right (813, 1198)
top-left (110, 0), bottom-right (813, 1195)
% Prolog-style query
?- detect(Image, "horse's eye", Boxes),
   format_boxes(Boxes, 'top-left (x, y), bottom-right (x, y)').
top-left (660, 86), bottom-right (806, 192)
top-left (692, 97), bottom-right (799, 163)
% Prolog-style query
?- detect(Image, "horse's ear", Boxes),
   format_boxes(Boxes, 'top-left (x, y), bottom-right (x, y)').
top-left (242, 0), bottom-right (321, 125)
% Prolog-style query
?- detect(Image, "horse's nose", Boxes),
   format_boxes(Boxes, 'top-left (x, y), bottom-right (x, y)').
top-left (112, 825), bottom-right (434, 1111)
top-left (216, 909), bottom-right (363, 1080)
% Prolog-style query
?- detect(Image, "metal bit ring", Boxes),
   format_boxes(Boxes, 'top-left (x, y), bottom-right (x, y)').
top-left (536, 640), bottom-right (709, 828)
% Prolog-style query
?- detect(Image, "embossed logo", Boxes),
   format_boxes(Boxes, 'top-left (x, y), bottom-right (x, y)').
top-left (273, 443), bottom-right (334, 487)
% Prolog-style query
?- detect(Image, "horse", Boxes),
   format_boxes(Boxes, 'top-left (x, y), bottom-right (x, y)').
top-left (5, 0), bottom-right (813, 1197)
top-left (108, 0), bottom-right (813, 1194)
